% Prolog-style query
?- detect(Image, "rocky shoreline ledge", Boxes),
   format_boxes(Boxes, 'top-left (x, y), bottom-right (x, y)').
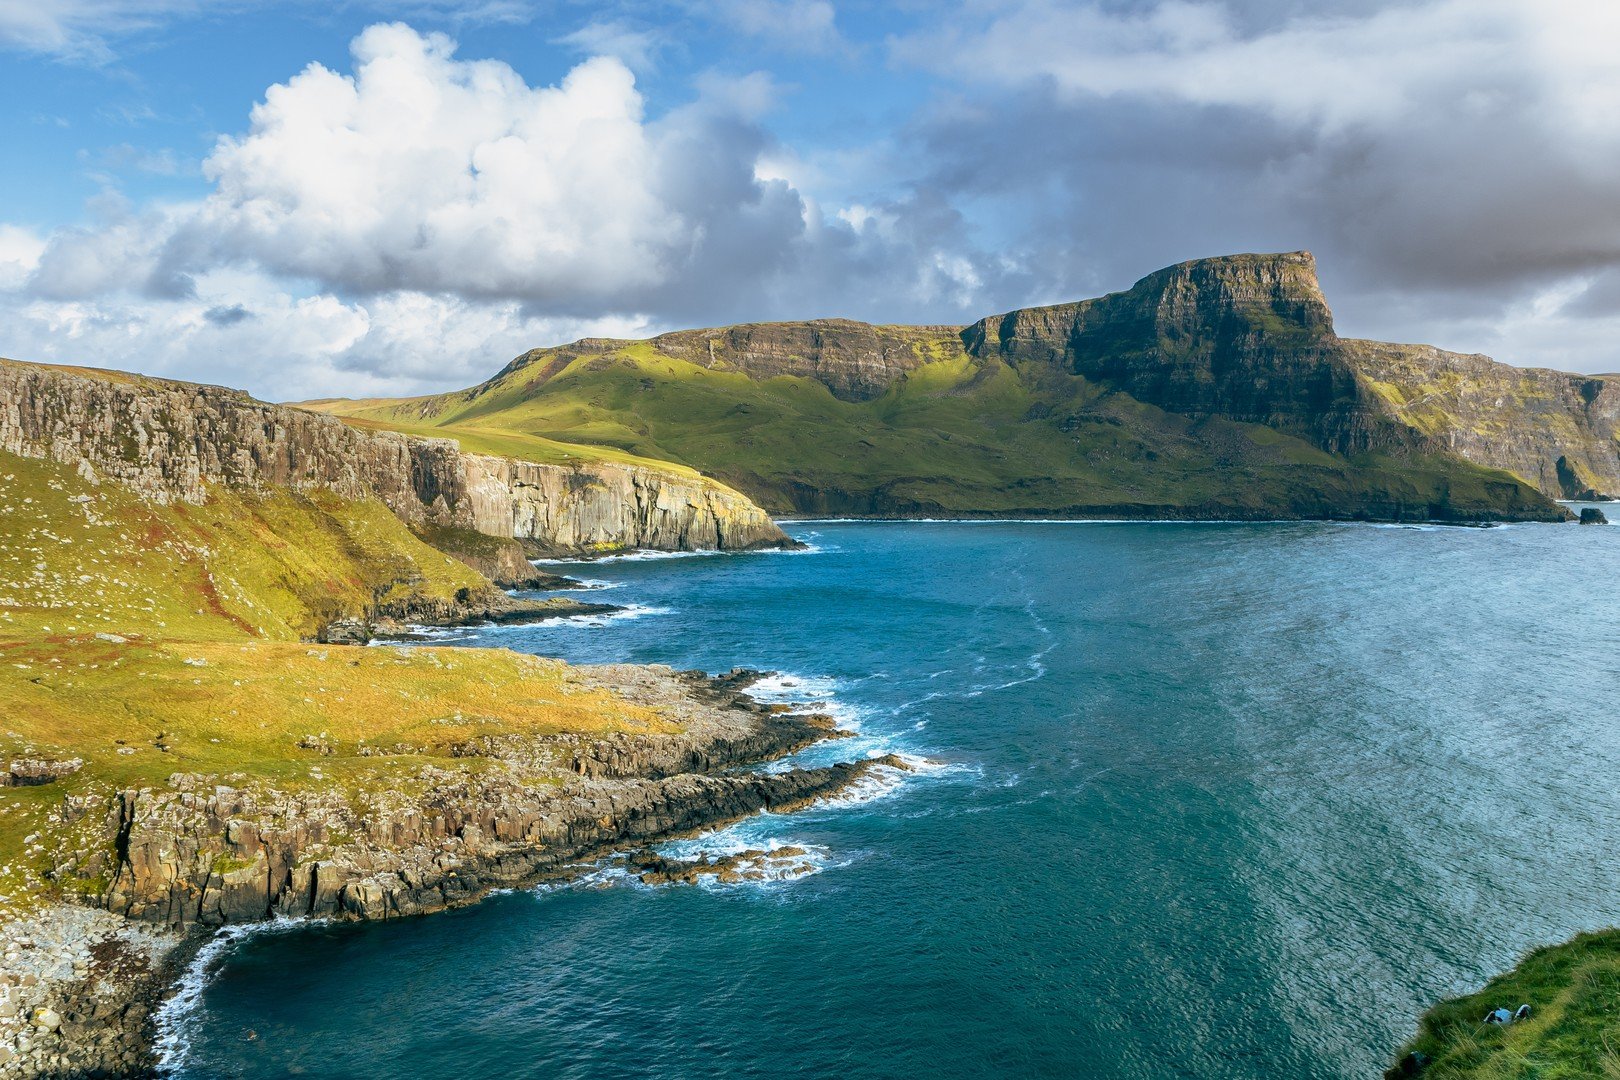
top-left (0, 667), bottom-right (878, 1079)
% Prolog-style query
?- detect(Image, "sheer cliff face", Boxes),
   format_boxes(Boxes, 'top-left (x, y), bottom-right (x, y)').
top-left (648, 320), bottom-right (962, 401)
top-left (0, 360), bottom-right (790, 554)
top-left (1346, 340), bottom-right (1620, 499)
top-left (959, 251), bottom-right (1617, 498)
top-left (963, 251), bottom-right (1406, 456)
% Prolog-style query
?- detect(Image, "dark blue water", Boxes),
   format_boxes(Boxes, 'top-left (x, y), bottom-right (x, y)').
top-left (165, 518), bottom-right (1620, 1079)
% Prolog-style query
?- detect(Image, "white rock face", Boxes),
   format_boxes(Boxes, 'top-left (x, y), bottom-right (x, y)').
top-left (0, 360), bottom-right (789, 555)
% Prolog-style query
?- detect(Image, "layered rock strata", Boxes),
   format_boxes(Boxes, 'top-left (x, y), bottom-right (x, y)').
top-left (0, 359), bottom-right (791, 557)
top-left (965, 252), bottom-right (1615, 500)
top-left (0, 668), bottom-right (874, 1078)
top-left (1345, 340), bottom-right (1620, 499)
top-left (964, 251), bottom-right (1414, 456)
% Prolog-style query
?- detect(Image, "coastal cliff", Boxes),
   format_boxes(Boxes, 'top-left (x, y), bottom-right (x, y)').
top-left (963, 251), bottom-right (1412, 456)
top-left (320, 251), bottom-right (1581, 523)
top-left (1347, 340), bottom-right (1620, 499)
top-left (0, 358), bottom-right (791, 558)
top-left (963, 252), bottom-right (1620, 501)
top-left (648, 320), bottom-right (960, 401)
top-left (0, 665), bottom-right (888, 1077)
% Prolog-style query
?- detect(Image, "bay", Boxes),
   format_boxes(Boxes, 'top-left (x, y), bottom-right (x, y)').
top-left (165, 518), bottom-right (1620, 1079)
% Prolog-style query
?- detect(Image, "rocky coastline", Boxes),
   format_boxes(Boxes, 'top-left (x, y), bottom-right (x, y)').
top-left (0, 358), bottom-right (794, 557)
top-left (0, 667), bottom-right (881, 1079)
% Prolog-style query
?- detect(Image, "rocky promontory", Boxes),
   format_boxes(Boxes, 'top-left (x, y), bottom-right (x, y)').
top-left (0, 667), bottom-right (880, 1078)
top-left (326, 250), bottom-right (1588, 524)
top-left (0, 358), bottom-right (793, 559)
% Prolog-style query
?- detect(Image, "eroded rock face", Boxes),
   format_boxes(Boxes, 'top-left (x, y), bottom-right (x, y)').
top-left (963, 251), bottom-right (1408, 456)
top-left (501, 320), bottom-right (961, 402)
top-left (1346, 340), bottom-right (1620, 500)
top-left (97, 668), bottom-right (867, 930)
top-left (961, 252), bottom-right (1619, 502)
top-left (0, 360), bottom-right (790, 555)
top-left (648, 320), bottom-right (962, 401)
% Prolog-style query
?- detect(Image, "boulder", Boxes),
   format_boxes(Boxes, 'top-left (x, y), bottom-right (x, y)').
top-left (1579, 507), bottom-right (1609, 525)
top-left (4, 758), bottom-right (83, 787)
top-left (316, 617), bottom-right (372, 645)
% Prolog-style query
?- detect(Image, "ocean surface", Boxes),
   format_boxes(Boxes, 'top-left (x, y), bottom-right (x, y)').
top-left (163, 516), bottom-right (1620, 1079)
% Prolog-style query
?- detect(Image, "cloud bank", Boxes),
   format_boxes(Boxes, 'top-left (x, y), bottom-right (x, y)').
top-left (1, 20), bottom-right (1009, 396)
top-left (4, 1), bottom-right (1620, 401)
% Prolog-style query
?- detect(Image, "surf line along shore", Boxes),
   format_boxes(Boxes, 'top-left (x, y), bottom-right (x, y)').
top-left (0, 665), bottom-right (905, 1079)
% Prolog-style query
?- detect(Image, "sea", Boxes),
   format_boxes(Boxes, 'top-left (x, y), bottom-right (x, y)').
top-left (159, 513), bottom-right (1620, 1078)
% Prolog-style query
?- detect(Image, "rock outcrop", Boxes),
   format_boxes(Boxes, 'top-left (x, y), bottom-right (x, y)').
top-left (963, 252), bottom-right (1415, 456)
top-left (92, 667), bottom-right (857, 930)
top-left (2, 668), bottom-right (879, 1077)
top-left (648, 320), bottom-right (961, 401)
top-left (1345, 340), bottom-right (1620, 499)
top-left (965, 252), bottom-right (1616, 503)
top-left (0, 359), bottom-right (791, 557)
top-left (498, 320), bottom-right (961, 402)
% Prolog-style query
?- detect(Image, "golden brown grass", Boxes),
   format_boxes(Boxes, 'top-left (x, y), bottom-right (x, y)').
top-left (0, 447), bottom-right (675, 915)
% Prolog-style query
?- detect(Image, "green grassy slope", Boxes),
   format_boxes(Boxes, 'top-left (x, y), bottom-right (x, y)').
top-left (1389, 931), bottom-right (1620, 1079)
top-left (0, 450), bottom-right (666, 917)
top-left (322, 338), bottom-right (1558, 522)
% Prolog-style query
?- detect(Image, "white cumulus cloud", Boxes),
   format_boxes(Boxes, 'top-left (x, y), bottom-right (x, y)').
top-left (190, 24), bottom-right (684, 305)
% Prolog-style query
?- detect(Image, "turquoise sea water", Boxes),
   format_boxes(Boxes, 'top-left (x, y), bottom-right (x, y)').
top-left (164, 518), bottom-right (1620, 1079)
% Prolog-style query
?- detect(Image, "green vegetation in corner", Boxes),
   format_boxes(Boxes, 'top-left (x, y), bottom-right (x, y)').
top-left (319, 338), bottom-right (1555, 521)
top-left (1390, 930), bottom-right (1620, 1079)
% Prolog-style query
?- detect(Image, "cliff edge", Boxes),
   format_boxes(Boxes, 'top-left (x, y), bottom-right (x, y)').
top-left (0, 358), bottom-right (792, 559)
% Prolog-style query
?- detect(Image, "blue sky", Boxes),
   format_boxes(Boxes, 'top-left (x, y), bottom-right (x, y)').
top-left (3, 1), bottom-right (1618, 398)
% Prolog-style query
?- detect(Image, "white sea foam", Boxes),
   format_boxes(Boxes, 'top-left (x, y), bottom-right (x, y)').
top-left (801, 752), bottom-right (971, 811)
top-left (746, 671), bottom-right (842, 704)
top-left (154, 919), bottom-right (323, 1075)
top-left (558, 577), bottom-right (623, 591)
top-left (533, 541), bottom-right (822, 566)
top-left (503, 604), bottom-right (671, 629)
top-left (656, 834), bottom-right (838, 888)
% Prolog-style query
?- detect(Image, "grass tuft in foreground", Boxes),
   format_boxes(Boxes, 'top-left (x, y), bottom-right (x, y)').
top-left (1390, 930), bottom-right (1620, 1079)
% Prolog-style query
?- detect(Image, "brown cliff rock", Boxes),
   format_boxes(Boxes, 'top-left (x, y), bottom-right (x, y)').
top-left (97, 667), bottom-right (867, 929)
top-left (648, 319), bottom-right (961, 401)
top-left (0, 358), bottom-right (791, 557)
top-left (963, 251), bottom-right (1410, 456)
top-left (1345, 339), bottom-right (1620, 499)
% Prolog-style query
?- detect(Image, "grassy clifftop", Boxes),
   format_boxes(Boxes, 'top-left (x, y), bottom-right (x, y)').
top-left (1389, 931), bottom-right (1620, 1079)
top-left (325, 330), bottom-right (1559, 523)
top-left (0, 450), bottom-right (494, 644)
top-left (0, 449), bottom-right (666, 918)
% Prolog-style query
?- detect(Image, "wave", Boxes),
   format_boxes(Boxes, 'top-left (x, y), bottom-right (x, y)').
top-left (552, 576), bottom-right (623, 591)
top-left (815, 752), bottom-right (969, 810)
top-left (154, 919), bottom-right (324, 1075)
top-left (382, 605), bottom-right (673, 642)
top-left (745, 671), bottom-right (842, 704)
top-left (533, 542), bottom-right (822, 566)
top-left (517, 604), bottom-right (671, 629)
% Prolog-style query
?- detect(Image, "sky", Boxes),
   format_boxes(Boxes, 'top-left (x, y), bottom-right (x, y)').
top-left (2, 0), bottom-right (1619, 400)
